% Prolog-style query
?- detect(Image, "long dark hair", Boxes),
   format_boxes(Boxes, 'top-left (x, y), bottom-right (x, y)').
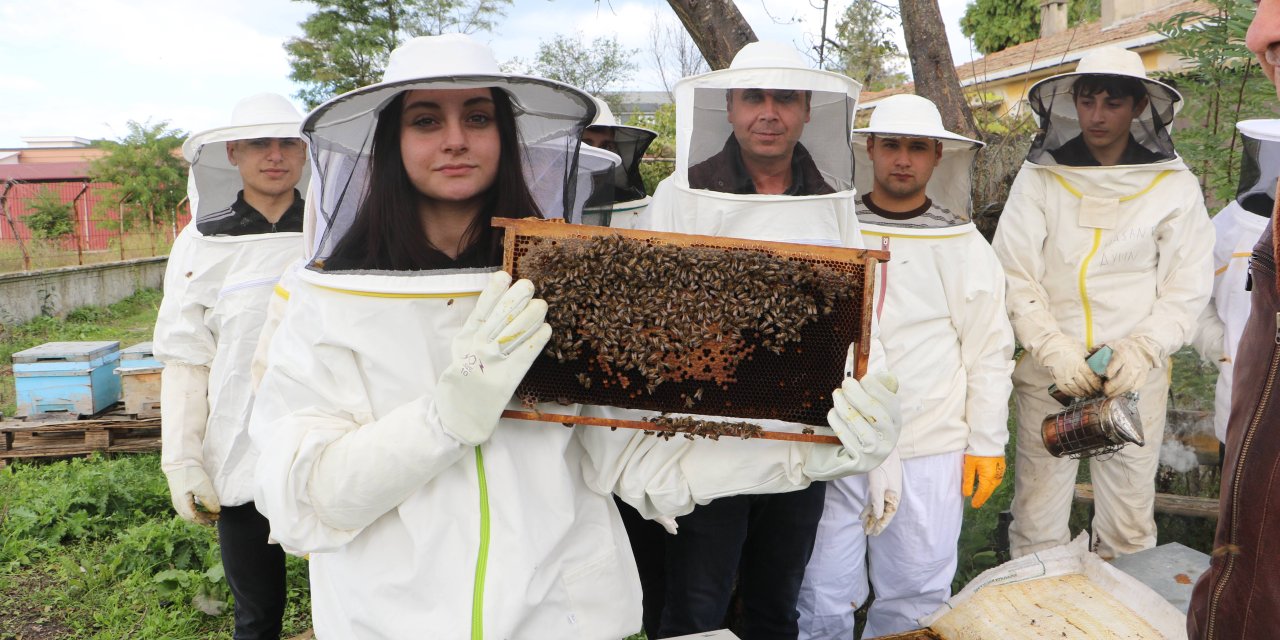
top-left (324, 88), bottom-right (543, 271)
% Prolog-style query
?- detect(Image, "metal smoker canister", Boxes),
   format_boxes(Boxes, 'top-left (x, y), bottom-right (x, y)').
top-left (1041, 346), bottom-right (1144, 459)
top-left (1042, 392), bottom-right (1145, 459)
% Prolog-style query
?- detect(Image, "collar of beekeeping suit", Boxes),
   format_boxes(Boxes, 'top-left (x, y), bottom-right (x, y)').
top-left (671, 40), bottom-right (861, 193)
top-left (1234, 119), bottom-right (1280, 217)
top-left (300, 33), bottom-right (597, 268)
top-left (1024, 46), bottom-right (1182, 167)
top-left (853, 93), bottom-right (983, 222)
top-left (182, 93), bottom-right (309, 232)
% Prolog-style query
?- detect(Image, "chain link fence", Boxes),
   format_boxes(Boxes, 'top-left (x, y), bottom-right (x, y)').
top-left (0, 180), bottom-right (191, 274)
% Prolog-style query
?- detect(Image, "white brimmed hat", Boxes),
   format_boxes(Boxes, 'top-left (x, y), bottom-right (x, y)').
top-left (1237, 119), bottom-right (1280, 143)
top-left (183, 93), bottom-right (305, 164)
top-left (853, 94), bottom-right (983, 150)
top-left (303, 33), bottom-right (595, 154)
top-left (1027, 46), bottom-right (1182, 123)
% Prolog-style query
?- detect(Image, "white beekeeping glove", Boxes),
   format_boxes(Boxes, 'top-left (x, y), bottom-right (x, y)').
top-left (435, 271), bottom-right (552, 445)
top-left (160, 362), bottom-right (220, 525)
top-left (165, 466), bottom-right (221, 525)
top-left (1103, 336), bottom-right (1160, 396)
top-left (861, 446), bottom-right (902, 536)
top-left (804, 372), bottom-right (901, 480)
top-left (1037, 334), bottom-right (1102, 398)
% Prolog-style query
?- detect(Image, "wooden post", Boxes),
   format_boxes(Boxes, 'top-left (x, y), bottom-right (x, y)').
top-left (118, 201), bottom-right (126, 261)
top-left (71, 182), bottom-right (89, 266)
top-left (0, 180), bottom-right (31, 271)
top-left (148, 206), bottom-right (155, 256)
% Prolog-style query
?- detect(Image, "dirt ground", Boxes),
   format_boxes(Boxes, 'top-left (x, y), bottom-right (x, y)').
top-left (0, 570), bottom-right (73, 640)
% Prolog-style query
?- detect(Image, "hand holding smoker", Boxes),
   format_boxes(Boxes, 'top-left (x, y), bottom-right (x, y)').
top-left (1042, 346), bottom-right (1145, 459)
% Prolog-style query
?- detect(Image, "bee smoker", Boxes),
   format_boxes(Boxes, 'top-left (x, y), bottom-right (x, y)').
top-left (1041, 346), bottom-right (1145, 459)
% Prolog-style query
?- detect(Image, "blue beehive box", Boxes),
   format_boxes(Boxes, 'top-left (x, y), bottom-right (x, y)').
top-left (115, 342), bottom-right (163, 417)
top-left (13, 341), bottom-right (122, 417)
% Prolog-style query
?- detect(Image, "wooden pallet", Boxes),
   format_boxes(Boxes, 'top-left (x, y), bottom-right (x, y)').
top-left (0, 414), bottom-right (160, 468)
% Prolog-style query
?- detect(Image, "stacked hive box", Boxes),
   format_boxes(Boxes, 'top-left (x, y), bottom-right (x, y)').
top-left (13, 341), bottom-right (122, 418)
top-left (116, 342), bottom-right (163, 417)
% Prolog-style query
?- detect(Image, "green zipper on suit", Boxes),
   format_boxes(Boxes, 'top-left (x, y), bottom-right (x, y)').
top-left (471, 446), bottom-right (491, 640)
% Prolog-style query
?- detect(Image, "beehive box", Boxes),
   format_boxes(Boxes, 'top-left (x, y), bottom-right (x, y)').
top-left (115, 342), bottom-right (163, 417)
top-left (13, 341), bottom-right (122, 418)
top-left (494, 218), bottom-right (886, 427)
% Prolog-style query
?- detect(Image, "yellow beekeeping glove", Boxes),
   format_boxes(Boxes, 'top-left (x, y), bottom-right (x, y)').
top-left (962, 455), bottom-right (1006, 509)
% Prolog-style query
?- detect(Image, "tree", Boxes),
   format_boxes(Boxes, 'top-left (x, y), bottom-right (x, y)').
top-left (825, 0), bottom-right (907, 91)
top-left (961, 0), bottom-right (1102, 55)
top-left (526, 33), bottom-right (639, 107)
top-left (25, 188), bottom-right (76, 240)
top-left (285, 0), bottom-right (513, 108)
top-left (89, 121), bottom-right (188, 230)
top-left (650, 12), bottom-right (710, 99)
top-left (1153, 0), bottom-right (1273, 205)
top-left (664, 0), bottom-right (757, 70)
top-left (901, 0), bottom-right (979, 139)
top-left (632, 103), bottom-right (677, 194)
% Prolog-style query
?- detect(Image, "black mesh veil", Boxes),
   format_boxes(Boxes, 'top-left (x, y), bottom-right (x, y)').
top-left (1235, 120), bottom-right (1280, 216)
top-left (1026, 70), bottom-right (1181, 167)
top-left (302, 75), bottom-right (595, 271)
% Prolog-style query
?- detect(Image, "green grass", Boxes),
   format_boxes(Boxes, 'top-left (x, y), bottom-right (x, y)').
top-left (0, 288), bottom-right (161, 417)
top-left (0, 454), bottom-right (312, 638)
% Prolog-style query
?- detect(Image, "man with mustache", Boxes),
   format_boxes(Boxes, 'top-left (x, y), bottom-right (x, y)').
top-left (687, 87), bottom-right (834, 196)
top-left (1188, 1), bottom-right (1280, 636)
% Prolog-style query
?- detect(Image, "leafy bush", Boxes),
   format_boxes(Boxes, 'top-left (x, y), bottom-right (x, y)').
top-left (25, 188), bottom-right (77, 240)
top-left (630, 104), bottom-right (676, 196)
top-left (1153, 0), bottom-right (1274, 207)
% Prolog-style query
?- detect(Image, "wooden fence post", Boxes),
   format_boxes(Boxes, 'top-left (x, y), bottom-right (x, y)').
top-left (1, 180), bottom-right (32, 271)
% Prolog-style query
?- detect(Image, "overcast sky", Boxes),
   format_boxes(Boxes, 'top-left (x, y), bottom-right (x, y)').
top-left (0, 0), bottom-right (978, 148)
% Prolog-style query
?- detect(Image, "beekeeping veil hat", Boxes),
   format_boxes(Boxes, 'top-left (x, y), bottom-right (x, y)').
top-left (1234, 119), bottom-right (1280, 217)
top-left (676, 40), bottom-right (860, 194)
top-left (586, 96), bottom-right (657, 204)
top-left (1025, 46), bottom-right (1181, 166)
top-left (853, 93), bottom-right (983, 220)
top-left (182, 93), bottom-right (309, 233)
top-left (301, 33), bottom-right (596, 266)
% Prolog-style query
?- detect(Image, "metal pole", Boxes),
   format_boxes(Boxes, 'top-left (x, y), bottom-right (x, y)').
top-left (118, 201), bottom-right (126, 261)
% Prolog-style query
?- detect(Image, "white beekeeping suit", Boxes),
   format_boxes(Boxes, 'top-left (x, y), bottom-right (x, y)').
top-left (153, 91), bottom-right (308, 639)
top-left (992, 46), bottom-right (1214, 560)
top-left (598, 40), bottom-right (902, 640)
top-left (248, 34), bottom-right (898, 640)
top-left (1190, 119), bottom-right (1278, 442)
top-left (580, 96), bottom-right (659, 229)
top-left (799, 94), bottom-right (1015, 638)
top-left (154, 93), bottom-right (307, 515)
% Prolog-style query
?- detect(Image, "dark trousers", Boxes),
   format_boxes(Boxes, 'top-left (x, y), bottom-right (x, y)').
top-left (616, 496), bottom-right (668, 639)
top-left (217, 502), bottom-right (287, 640)
top-left (654, 481), bottom-right (827, 640)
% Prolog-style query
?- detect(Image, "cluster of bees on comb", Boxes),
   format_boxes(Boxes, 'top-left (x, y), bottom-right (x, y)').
top-left (516, 233), bottom-right (851, 438)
